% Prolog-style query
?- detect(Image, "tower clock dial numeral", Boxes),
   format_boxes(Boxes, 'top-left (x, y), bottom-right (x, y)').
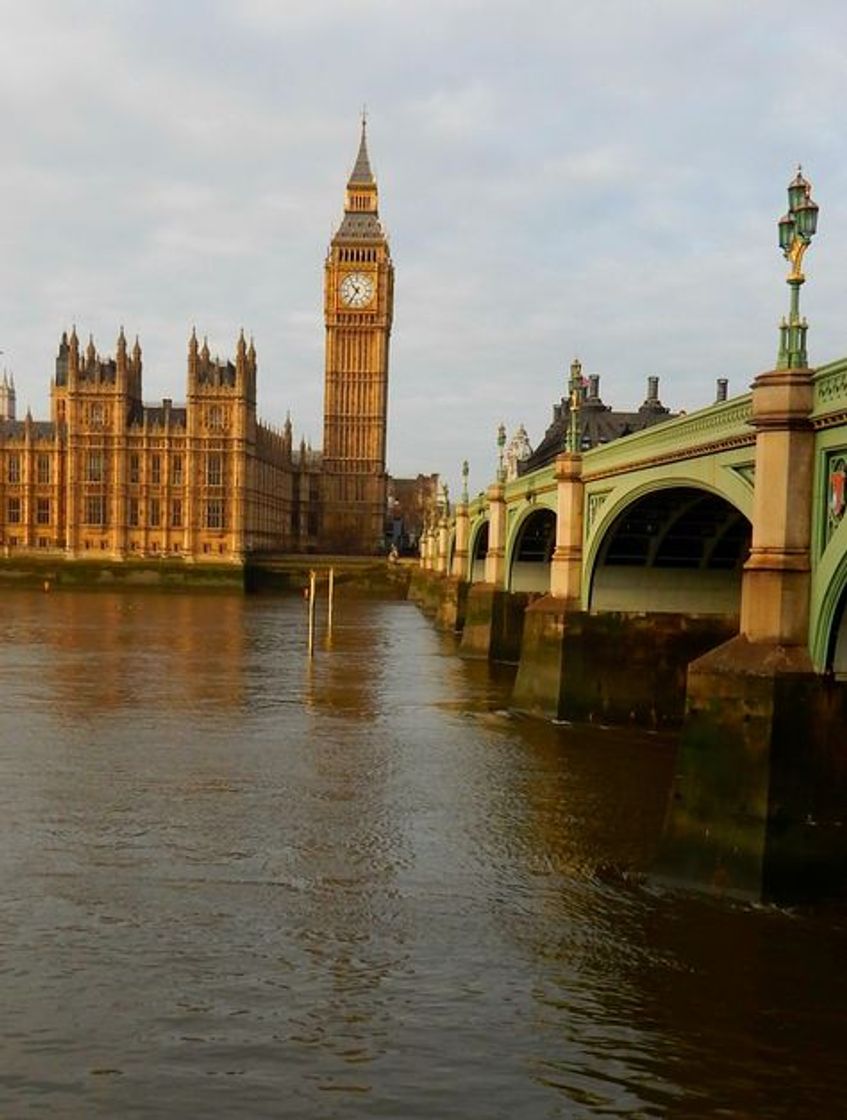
top-left (340, 272), bottom-right (374, 308)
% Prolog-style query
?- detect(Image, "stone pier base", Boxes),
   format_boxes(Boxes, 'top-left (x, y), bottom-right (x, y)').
top-left (435, 576), bottom-right (468, 632)
top-left (408, 570), bottom-right (468, 632)
top-left (459, 584), bottom-right (531, 662)
top-left (511, 597), bottom-right (736, 727)
top-left (407, 569), bottom-right (444, 616)
top-left (657, 636), bottom-right (847, 903)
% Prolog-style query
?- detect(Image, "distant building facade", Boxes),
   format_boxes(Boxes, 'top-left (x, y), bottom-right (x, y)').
top-left (0, 327), bottom-right (320, 562)
top-left (387, 473), bottom-right (439, 553)
top-left (519, 368), bottom-right (677, 475)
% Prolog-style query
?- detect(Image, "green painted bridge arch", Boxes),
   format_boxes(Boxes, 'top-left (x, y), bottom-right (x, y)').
top-left (504, 485), bottom-right (558, 593)
top-left (809, 405), bottom-right (847, 671)
top-left (583, 465), bottom-right (754, 617)
top-left (467, 512), bottom-right (490, 583)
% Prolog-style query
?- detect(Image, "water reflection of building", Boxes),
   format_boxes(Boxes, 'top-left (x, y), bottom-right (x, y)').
top-left (41, 592), bottom-right (248, 714)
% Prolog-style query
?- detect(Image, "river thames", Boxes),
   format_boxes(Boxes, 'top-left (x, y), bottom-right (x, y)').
top-left (1, 589), bottom-right (845, 1118)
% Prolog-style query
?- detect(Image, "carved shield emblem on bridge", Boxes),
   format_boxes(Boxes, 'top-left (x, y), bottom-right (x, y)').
top-left (829, 456), bottom-right (847, 526)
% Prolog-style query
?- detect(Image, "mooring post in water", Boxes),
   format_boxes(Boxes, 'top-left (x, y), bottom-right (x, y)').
top-left (307, 569), bottom-right (316, 657)
top-left (327, 567), bottom-right (335, 636)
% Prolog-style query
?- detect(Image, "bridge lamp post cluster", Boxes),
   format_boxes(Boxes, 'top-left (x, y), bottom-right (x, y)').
top-left (566, 357), bottom-right (584, 454)
top-left (777, 168), bottom-right (819, 370)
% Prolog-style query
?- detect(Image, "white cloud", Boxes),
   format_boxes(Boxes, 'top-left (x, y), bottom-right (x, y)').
top-left (2, 0), bottom-right (847, 498)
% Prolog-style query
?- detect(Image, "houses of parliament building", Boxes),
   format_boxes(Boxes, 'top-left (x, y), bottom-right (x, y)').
top-left (0, 123), bottom-right (409, 565)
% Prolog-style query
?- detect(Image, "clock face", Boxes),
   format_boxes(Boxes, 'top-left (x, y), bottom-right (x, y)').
top-left (340, 272), bottom-right (375, 308)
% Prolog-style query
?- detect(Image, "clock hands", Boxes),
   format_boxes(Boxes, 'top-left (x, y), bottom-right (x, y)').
top-left (340, 272), bottom-right (373, 307)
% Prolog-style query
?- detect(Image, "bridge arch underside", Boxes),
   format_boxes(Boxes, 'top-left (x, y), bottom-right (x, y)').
top-left (590, 487), bottom-right (751, 615)
top-left (470, 520), bottom-right (489, 583)
top-left (509, 508), bottom-right (556, 593)
top-left (826, 580), bottom-right (847, 679)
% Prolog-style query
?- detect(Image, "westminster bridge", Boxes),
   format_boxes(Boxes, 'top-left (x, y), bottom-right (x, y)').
top-left (420, 356), bottom-right (847, 683)
top-left (413, 355), bottom-right (847, 902)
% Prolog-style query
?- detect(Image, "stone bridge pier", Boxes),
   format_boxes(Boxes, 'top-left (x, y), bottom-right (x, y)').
top-left (660, 363), bottom-right (847, 902)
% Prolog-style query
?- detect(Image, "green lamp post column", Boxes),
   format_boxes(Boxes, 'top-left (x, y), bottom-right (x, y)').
top-left (453, 461), bottom-right (471, 579)
top-left (777, 167), bottom-right (819, 370)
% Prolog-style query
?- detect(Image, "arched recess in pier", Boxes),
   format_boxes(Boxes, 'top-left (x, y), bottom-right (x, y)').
top-left (469, 520), bottom-right (489, 583)
top-left (813, 521), bottom-right (847, 676)
top-left (507, 507), bottom-right (556, 593)
top-left (588, 485), bottom-right (751, 615)
top-left (827, 591), bottom-right (847, 679)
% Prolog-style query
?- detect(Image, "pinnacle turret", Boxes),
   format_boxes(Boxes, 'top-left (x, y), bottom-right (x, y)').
top-left (348, 115), bottom-right (375, 186)
top-left (337, 117), bottom-right (384, 237)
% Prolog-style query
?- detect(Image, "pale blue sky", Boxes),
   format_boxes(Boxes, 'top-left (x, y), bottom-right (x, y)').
top-left (3, 0), bottom-right (847, 497)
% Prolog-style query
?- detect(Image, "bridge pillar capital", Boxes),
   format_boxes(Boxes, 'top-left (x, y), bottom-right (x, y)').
top-left (549, 451), bottom-right (584, 603)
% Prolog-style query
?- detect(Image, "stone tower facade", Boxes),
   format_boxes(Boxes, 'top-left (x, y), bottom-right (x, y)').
top-left (321, 121), bottom-right (394, 553)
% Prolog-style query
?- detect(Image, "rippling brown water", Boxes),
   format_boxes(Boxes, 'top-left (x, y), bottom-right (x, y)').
top-left (1, 590), bottom-right (845, 1118)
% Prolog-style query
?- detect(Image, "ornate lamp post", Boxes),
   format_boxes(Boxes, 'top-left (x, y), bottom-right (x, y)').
top-left (461, 459), bottom-right (469, 505)
top-left (566, 358), bottom-right (584, 453)
top-left (496, 423), bottom-right (507, 482)
top-left (777, 167), bottom-right (819, 370)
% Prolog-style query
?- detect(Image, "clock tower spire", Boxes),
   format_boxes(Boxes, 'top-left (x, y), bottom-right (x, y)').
top-left (321, 118), bottom-right (394, 553)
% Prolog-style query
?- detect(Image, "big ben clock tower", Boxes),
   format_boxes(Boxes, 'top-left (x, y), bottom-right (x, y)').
top-left (321, 118), bottom-right (394, 553)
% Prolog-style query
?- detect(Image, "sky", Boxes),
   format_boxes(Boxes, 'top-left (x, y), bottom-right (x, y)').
top-left (3, 0), bottom-right (847, 499)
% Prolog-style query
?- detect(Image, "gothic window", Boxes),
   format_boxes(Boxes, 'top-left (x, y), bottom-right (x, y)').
top-left (171, 455), bottom-right (183, 486)
top-left (7, 454), bottom-right (20, 484)
top-left (151, 455), bottom-right (161, 485)
top-left (129, 453), bottom-right (140, 484)
top-left (36, 498), bottom-right (50, 525)
top-left (37, 455), bottom-right (50, 485)
top-left (205, 498), bottom-right (224, 529)
top-left (206, 453), bottom-right (222, 487)
top-left (208, 405), bottom-right (224, 431)
top-left (89, 402), bottom-right (105, 427)
top-left (86, 451), bottom-right (104, 483)
top-left (7, 496), bottom-right (21, 523)
top-left (149, 498), bottom-right (161, 527)
top-left (128, 498), bottom-right (139, 527)
top-left (171, 498), bottom-right (183, 528)
top-left (85, 495), bottom-right (106, 526)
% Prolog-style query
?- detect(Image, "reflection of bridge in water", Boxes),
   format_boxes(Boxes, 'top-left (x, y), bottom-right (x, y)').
top-left (413, 352), bottom-right (847, 903)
